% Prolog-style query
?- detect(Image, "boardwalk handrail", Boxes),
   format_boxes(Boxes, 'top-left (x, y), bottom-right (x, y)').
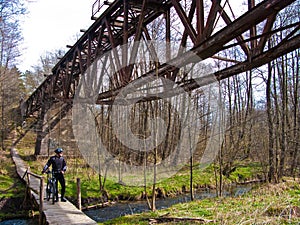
top-left (23, 169), bottom-right (44, 225)
top-left (11, 147), bottom-right (97, 225)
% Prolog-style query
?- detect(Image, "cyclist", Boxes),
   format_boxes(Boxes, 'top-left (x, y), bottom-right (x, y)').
top-left (42, 148), bottom-right (67, 202)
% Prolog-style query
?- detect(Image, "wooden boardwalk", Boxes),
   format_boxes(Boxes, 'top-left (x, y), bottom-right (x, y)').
top-left (11, 147), bottom-right (98, 225)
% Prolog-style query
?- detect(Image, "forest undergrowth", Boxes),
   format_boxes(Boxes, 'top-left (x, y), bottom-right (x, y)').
top-left (0, 133), bottom-right (298, 224)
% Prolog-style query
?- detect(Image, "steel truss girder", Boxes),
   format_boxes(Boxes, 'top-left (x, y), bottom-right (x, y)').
top-left (21, 0), bottom-right (299, 118)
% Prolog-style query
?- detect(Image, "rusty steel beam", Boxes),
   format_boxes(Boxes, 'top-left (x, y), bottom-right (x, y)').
top-left (21, 0), bottom-right (298, 119)
top-left (200, 0), bottom-right (220, 41)
top-left (214, 3), bottom-right (250, 56)
top-left (22, 0), bottom-right (173, 118)
top-left (248, 0), bottom-right (257, 49)
top-left (171, 0), bottom-right (197, 43)
top-left (97, 33), bottom-right (300, 105)
top-left (257, 13), bottom-right (277, 53)
top-left (196, 0), bottom-right (204, 35)
top-left (95, 0), bottom-right (298, 103)
top-left (184, 34), bottom-right (300, 94)
top-left (193, 0), bottom-right (296, 60)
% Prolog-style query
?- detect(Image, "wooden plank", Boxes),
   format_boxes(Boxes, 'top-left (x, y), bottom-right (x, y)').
top-left (32, 192), bottom-right (97, 225)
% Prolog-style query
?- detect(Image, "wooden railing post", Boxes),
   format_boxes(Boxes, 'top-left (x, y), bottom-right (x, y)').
top-left (39, 177), bottom-right (44, 225)
top-left (27, 172), bottom-right (30, 187)
top-left (77, 178), bottom-right (81, 210)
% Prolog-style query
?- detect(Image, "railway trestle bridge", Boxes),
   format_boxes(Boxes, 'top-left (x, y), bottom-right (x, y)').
top-left (20, 0), bottom-right (299, 155)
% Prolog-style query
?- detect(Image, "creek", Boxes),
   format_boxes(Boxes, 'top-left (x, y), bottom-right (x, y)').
top-left (0, 218), bottom-right (37, 225)
top-left (85, 184), bottom-right (251, 223)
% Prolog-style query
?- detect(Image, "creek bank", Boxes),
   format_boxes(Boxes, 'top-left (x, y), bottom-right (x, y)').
top-left (78, 179), bottom-right (261, 210)
top-left (84, 183), bottom-right (252, 222)
top-left (0, 197), bottom-right (38, 224)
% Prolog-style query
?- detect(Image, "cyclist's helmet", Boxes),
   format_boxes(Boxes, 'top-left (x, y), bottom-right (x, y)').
top-left (54, 148), bottom-right (63, 154)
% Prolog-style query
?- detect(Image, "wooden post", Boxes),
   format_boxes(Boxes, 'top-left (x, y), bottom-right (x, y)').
top-left (39, 178), bottom-right (44, 225)
top-left (77, 178), bottom-right (81, 210)
top-left (27, 172), bottom-right (30, 186)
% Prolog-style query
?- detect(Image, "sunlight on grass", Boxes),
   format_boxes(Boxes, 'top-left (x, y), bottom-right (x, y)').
top-left (13, 137), bottom-right (299, 225)
top-left (99, 179), bottom-right (300, 225)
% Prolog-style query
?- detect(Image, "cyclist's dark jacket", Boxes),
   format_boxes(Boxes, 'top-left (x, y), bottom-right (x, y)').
top-left (42, 155), bottom-right (67, 173)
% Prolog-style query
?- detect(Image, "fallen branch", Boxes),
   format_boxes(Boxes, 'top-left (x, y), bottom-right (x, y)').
top-left (237, 178), bottom-right (266, 185)
top-left (149, 216), bottom-right (214, 224)
top-left (82, 201), bottom-right (116, 210)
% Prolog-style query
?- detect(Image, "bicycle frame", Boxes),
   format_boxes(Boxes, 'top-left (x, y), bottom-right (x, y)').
top-left (46, 170), bottom-right (57, 204)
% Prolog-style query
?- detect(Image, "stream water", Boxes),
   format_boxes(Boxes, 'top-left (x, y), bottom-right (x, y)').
top-left (85, 185), bottom-right (251, 223)
top-left (0, 218), bottom-right (37, 225)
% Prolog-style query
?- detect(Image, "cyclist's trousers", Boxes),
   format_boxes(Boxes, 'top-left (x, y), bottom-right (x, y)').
top-left (54, 173), bottom-right (66, 199)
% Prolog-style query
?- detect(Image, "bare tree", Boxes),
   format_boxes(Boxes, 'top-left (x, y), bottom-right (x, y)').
top-left (0, 0), bottom-right (26, 149)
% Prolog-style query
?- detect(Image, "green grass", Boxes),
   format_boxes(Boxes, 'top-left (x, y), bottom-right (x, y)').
top-left (16, 143), bottom-right (265, 203)
top-left (100, 178), bottom-right (300, 225)
top-left (6, 145), bottom-right (299, 225)
top-left (0, 151), bottom-right (25, 198)
top-left (0, 150), bottom-right (37, 222)
top-left (14, 131), bottom-right (264, 201)
top-left (229, 161), bottom-right (263, 182)
top-left (14, 133), bottom-right (299, 225)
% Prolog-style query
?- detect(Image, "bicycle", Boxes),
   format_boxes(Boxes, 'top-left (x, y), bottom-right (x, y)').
top-left (45, 170), bottom-right (57, 204)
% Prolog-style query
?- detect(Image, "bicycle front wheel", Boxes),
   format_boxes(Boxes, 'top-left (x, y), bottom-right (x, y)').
top-left (46, 181), bottom-right (51, 201)
top-left (52, 181), bottom-right (56, 204)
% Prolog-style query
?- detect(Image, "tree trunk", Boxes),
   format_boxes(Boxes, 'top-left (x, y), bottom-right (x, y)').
top-left (266, 61), bottom-right (275, 182)
top-left (290, 50), bottom-right (299, 176)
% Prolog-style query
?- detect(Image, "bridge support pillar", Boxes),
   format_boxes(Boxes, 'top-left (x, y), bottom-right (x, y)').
top-left (34, 104), bottom-right (46, 156)
top-left (34, 102), bottom-right (79, 157)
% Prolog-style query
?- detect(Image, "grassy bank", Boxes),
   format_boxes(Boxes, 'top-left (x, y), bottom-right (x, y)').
top-left (0, 150), bottom-right (37, 221)
top-left (12, 138), bottom-right (299, 224)
top-left (101, 178), bottom-right (300, 225)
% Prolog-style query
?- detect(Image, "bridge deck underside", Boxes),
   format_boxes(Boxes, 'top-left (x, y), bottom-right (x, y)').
top-left (21, 0), bottom-right (299, 119)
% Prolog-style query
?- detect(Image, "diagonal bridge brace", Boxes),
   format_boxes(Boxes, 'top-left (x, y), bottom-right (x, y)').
top-left (96, 0), bottom-right (299, 104)
top-left (21, 0), bottom-right (298, 116)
